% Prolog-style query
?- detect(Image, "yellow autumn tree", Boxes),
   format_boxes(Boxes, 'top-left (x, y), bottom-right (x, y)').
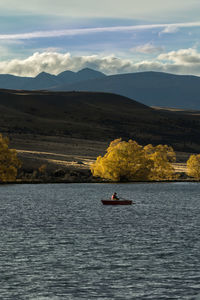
top-left (91, 139), bottom-right (153, 181)
top-left (90, 138), bottom-right (177, 181)
top-left (38, 164), bottom-right (47, 173)
top-left (186, 154), bottom-right (200, 180)
top-left (0, 134), bottom-right (21, 182)
top-left (144, 144), bottom-right (177, 180)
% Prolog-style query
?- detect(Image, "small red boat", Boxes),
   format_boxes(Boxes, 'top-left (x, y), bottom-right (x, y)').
top-left (101, 200), bottom-right (133, 205)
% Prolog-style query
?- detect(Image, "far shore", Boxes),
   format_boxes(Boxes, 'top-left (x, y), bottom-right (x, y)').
top-left (1, 177), bottom-right (199, 185)
top-left (4, 134), bottom-right (196, 185)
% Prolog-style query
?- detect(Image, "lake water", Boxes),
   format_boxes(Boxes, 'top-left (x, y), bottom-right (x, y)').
top-left (0, 183), bottom-right (200, 300)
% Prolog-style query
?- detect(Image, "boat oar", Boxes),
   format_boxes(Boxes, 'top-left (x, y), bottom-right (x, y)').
top-left (119, 197), bottom-right (136, 204)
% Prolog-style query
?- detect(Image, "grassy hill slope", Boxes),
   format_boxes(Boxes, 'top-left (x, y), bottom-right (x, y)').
top-left (0, 89), bottom-right (200, 153)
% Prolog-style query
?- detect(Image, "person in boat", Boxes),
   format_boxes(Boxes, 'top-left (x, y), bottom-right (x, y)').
top-left (111, 192), bottom-right (119, 200)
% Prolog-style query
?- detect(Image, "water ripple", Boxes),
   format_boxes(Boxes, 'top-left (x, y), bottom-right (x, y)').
top-left (0, 182), bottom-right (200, 299)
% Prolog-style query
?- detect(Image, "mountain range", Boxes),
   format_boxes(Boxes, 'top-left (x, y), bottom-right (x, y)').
top-left (0, 68), bottom-right (105, 91)
top-left (1, 69), bottom-right (200, 109)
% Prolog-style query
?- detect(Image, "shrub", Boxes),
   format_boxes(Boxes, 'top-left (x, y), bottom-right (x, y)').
top-left (0, 134), bottom-right (21, 182)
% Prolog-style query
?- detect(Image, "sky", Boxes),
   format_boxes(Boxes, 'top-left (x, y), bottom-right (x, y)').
top-left (1, 0), bottom-right (200, 77)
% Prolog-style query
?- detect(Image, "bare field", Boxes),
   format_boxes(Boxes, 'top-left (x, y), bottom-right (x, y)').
top-left (172, 163), bottom-right (187, 173)
top-left (16, 149), bottom-right (95, 170)
top-left (16, 149), bottom-right (188, 174)
top-left (9, 134), bottom-right (107, 181)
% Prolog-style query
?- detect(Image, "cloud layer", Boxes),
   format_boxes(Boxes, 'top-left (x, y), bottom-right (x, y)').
top-left (0, 22), bottom-right (200, 40)
top-left (0, 0), bottom-right (199, 20)
top-left (1, 48), bottom-right (200, 77)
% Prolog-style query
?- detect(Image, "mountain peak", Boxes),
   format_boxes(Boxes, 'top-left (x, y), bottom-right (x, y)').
top-left (77, 67), bottom-right (95, 73)
top-left (77, 68), bottom-right (105, 76)
top-left (35, 72), bottom-right (56, 79)
top-left (76, 68), bottom-right (106, 81)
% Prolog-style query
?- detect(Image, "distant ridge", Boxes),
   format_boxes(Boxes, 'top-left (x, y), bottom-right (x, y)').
top-left (0, 68), bottom-right (106, 90)
top-left (1, 69), bottom-right (200, 109)
top-left (51, 71), bottom-right (200, 110)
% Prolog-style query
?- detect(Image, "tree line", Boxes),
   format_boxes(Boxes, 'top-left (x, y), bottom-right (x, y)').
top-left (91, 138), bottom-right (200, 181)
top-left (1, 134), bottom-right (200, 182)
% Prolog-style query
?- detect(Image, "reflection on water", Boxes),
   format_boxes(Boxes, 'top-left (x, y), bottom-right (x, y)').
top-left (0, 182), bottom-right (200, 299)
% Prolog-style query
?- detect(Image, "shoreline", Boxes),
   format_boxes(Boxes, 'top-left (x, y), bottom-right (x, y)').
top-left (1, 178), bottom-right (199, 184)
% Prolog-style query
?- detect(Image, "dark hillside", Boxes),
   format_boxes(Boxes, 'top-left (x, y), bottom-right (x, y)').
top-left (0, 89), bottom-right (200, 152)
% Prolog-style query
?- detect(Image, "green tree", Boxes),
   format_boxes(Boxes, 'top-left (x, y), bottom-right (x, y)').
top-left (90, 138), bottom-right (177, 181)
top-left (186, 154), bottom-right (200, 180)
top-left (0, 134), bottom-right (21, 182)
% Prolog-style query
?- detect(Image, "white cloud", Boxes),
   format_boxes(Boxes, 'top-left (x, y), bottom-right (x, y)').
top-left (131, 43), bottom-right (164, 54)
top-left (0, 22), bottom-right (200, 40)
top-left (1, 48), bottom-right (200, 77)
top-left (158, 48), bottom-right (200, 64)
top-left (160, 25), bottom-right (179, 34)
top-left (0, 52), bottom-right (136, 76)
